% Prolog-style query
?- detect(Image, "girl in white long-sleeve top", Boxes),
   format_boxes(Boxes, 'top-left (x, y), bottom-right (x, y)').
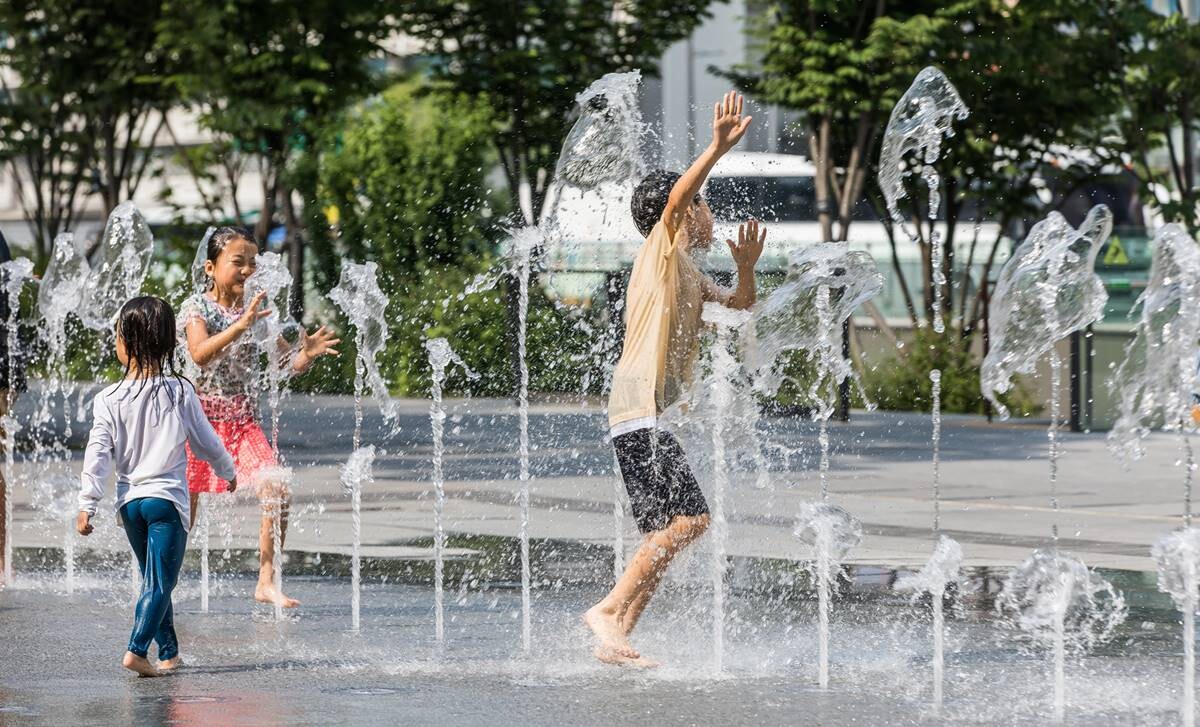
top-left (76, 296), bottom-right (236, 678)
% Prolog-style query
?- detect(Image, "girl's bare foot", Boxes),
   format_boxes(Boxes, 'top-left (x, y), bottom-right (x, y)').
top-left (255, 582), bottom-right (300, 608)
top-left (122, 651), bottom-right (160, 678)
top-left (583, 606), bottom-right (639, 662)
top-left (158, 656), bottom-right (182, 672)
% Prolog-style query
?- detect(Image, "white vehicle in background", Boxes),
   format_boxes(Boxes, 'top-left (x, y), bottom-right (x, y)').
top-left (541, 151), bottom-right (1005, 320)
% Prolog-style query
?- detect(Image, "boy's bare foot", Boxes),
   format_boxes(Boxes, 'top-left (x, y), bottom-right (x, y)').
top-left (583, 605), bottom-right (639, 661)
top-left (255, 583), bottom-right (300, 608)
top-left (158, 656), bottom-right (182, 672)
top-left (122, 651), bottom-right (160, 678)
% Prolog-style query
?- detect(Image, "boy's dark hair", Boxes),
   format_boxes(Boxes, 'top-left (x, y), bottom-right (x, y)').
top-left (631, 169), bottom-right (681, 237)
top-left (115, 296), bottom-right (190, 399)
top-left (207, 225), bottom-right (258, 264)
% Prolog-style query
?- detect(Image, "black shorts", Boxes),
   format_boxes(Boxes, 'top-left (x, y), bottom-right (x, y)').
top-left (612, 428), bottom-right (709, 534)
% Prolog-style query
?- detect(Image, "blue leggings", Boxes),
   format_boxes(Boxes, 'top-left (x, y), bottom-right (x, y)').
top-left (120, 497), bottom-right (187, 660)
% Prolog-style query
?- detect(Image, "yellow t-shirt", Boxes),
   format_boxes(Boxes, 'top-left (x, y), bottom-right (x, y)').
top-left (608, 220), bottom-right (708, 429)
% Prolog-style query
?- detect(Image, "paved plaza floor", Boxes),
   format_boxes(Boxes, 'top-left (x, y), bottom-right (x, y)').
top-left (9, 393), bottom-right (1188, 572)
top-left (2, 393), bottom-right (1197, 725)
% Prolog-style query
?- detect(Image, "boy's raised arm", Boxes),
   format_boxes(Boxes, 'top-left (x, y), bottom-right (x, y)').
top-left (662, 91), bottom-right (753, 239)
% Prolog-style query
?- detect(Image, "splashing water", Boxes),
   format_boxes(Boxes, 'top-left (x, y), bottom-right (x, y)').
top-left (79, 202), bottom-right (154, 331)
top-left (426, 337), bottom-right (476, 644)
top-left (1107, 224), bottom-right (1200, 469)
top-left (700, 302), bottom-right (752, 675)
top-left (1154, 527), bottom-right (1200, 727)
top-left (1107, 224), bottom-right (1200, 726)
top-left (1, 258), bottom-right (34, 585)
top-left (36, 234), bottom-right (89, 429)
top-left (795, 502), bottom-right (862, 689)
top-left (341, 445), bottom-right (376, 631)
top-left (552, 71), bottom-right (645, 194)
top-left (190, 227), bottom-right (216, 295)
top-left (329, 261), bottom-right (399, 430)
top-left (744, 243), bottom-right (883, 407)
top-left (997, 548), bottom-right (1127, 722)
top-left (243, 253), bottom-right (299, 622)
top-left (507, 229), bottom-right (539, 654)
top-left (895, 534), bottom-right (964, 708)
top-left (878, 66), bottom-right (968, 334)
top-left (981, 206), bottom-right (1112, 419)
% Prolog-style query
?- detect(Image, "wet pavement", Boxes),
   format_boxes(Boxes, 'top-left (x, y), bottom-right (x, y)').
top-left (0, 566), bottom-right (1190, 726)
top-left (5, 393), bottom-right (1200, 724)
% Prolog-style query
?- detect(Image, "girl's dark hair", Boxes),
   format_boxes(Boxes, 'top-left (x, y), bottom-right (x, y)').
top-left (207, 225), bottom-right (258, 263)
top-left (115, 296), bottom-right (191, 399)
top-left (631, 169), bottom-right (682, 237)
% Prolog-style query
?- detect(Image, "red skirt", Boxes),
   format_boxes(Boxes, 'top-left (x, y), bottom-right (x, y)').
top-left (186, 395), bottom-right (278, 494)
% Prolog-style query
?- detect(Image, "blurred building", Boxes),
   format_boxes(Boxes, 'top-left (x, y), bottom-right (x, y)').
top-left (644, 0), bottom-right (795, 169)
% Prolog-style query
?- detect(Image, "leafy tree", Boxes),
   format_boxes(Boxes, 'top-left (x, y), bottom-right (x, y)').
top-left (302, 81), bottom-right (498, 292)
top-left (725, 1), bottom-right (948, 246)
top-left (726, 0), bottom-right (1149, 413)
top-left (880, 0), bottom-right (1145, 339)
top-left (1109, 7), bottom-right (1200, 233)
top-left (158, 0), bottom-right (394, 314)
top-left (399, 0), bottom-right (719, 223)
top-left (0, 0), bottom-right (179, 260)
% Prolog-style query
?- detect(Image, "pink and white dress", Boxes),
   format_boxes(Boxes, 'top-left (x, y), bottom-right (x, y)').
top-left (178, 293), bottom-right (278, 494)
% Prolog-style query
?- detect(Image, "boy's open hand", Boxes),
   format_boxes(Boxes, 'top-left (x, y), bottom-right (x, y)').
top-left (227, 477), bottom-right (238, 493)
top-left (727, 218), bottom-right (766, 270)
top-left (712, 91), bottom-right (752, 154)
top-left (76, 511), bottom-right (93, 536)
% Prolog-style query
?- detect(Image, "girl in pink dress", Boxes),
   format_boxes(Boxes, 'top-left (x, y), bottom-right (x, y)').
top-left (179, 227), bottom-right (339, 608)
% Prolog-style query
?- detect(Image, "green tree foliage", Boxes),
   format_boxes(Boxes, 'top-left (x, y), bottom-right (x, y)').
top-left (304, 82), bottom-right (498, 290)
top-left (1111, 7), bottom-right (1200, 233)
top-left (728, 0), bottom-right (1151, 413)
top-left (0, 0), bottom-right (179, 260)
top-left (157, 0), bottom-right (394, 313)
top-left (399, 0), bottom-right (719, 221)
top-left (725, 1), bottom-right (948, 245)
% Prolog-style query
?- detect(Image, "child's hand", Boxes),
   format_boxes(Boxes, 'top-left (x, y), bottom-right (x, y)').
top-left (227, 477), bottom-right (238, 493)
top-left (233, 291), bottom-right (271, 334)
top-left (300, 326), bottom-right (341, 361)
top-left (711, 91), bottom-right (753, 154)
top-left (726, 218), bottom-right (766, 270)
top-left (76, 511), bottom-right (93, 536)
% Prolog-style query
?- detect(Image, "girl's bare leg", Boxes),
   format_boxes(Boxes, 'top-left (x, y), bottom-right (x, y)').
top-left (584, 514), bottom-right (709, 663)
top-left (254, 480), bottom-right (299, 608)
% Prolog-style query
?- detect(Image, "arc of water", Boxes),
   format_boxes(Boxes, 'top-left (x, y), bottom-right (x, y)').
top-left (879, 67), bottom-right (970, 711)
top-left (426, 337), bottom-right (477, 645)
top-left (701, 303), bottom-right (752, 675)
top-left (244, 252), bottom-right (298, 622)
top-left (1106, 223), bottom-right (1200, 727)
top-left (1, 259), bottom-right (34, 585)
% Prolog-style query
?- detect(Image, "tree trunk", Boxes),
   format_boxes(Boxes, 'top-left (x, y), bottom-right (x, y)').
top-left (282, 187), bottom-right (305, 320)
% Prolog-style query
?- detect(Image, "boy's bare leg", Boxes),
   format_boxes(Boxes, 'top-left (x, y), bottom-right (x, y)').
top-left (585, 514), bottom-right (709, 663)
top-left (254, 481), bottom-right (299, 608)
top-left (621, 513), bottom-right (710, 634)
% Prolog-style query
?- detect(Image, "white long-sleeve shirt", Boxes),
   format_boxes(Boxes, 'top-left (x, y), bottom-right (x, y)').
top-left (78, 376), bottom-right (235, 531)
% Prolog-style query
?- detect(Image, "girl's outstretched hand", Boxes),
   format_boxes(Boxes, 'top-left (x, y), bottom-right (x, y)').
top-left (234, 291), bottom-right (271, 334)
top-left (76, 511), bottom-right (93, 536)
top-left (294, 325), bottom-right (341, 373)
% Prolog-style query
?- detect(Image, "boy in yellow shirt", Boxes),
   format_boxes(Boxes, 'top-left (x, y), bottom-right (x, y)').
top-left (584, 91), bottom-right (766, 665)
